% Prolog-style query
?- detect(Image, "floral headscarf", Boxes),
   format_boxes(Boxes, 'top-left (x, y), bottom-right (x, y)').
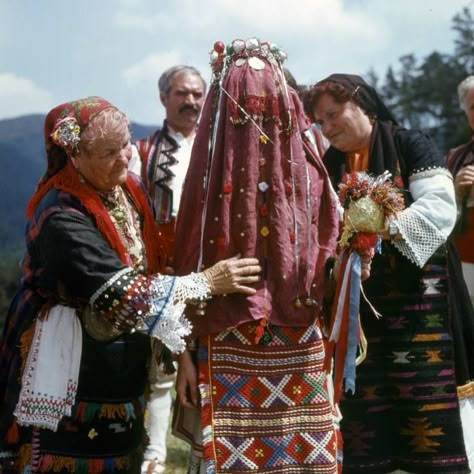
top-left (26, 96), bottom-right (164, 273)
top-left (43, 96), bottom-right (116, 185)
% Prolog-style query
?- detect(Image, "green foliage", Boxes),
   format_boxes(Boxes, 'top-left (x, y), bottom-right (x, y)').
top-left (372, 5), bottom-right (474, 153)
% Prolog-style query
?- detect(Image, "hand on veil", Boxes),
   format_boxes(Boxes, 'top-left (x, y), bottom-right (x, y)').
top-left (202, 254), bottom-right (261, 295)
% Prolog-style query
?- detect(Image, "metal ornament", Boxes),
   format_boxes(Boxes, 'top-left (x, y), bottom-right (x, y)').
top-left (248, 57), bottom-right (265, 71)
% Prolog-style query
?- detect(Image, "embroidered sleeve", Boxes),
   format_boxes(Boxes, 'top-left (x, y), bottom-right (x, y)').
top-left (90, 270), bottom-right (210, 353)
top-left (392, 173), bottom-right (456, 267)
top-left (38, 209), bottom-right (210, 353)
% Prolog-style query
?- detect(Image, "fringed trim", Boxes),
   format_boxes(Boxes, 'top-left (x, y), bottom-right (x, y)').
top-left (458, 380), bottom-right (474, 400)
top-left (19, 321), bottom-right (36, 372)
top-left (35, 453), bottom-right (130, 473)
top-left (17, 443), bottom-right (32, 472)
top-left (74, 401), bottom-right (138, 422)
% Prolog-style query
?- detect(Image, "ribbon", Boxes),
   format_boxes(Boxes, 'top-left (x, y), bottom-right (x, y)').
top-left (343, 251), bottom-right (361, 394)
top-left (324, 249), bottom-right (368, 402)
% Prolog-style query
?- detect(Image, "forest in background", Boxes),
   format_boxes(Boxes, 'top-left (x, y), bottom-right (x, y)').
top-left (0, 5), bottom-right (473, 329)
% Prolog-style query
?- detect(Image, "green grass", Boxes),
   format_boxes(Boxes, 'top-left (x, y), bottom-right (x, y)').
top-left (164, 427), bottom-right (190, 474)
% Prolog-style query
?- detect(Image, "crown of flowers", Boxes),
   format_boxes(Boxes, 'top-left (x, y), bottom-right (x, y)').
top-left (50, 116), bottom-right (81, 151)
top-left (209, 37), bottom-right (287, 75)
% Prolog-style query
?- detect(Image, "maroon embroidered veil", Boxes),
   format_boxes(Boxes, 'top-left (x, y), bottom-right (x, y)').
top-left (173, 40), bottom-right (339, 338)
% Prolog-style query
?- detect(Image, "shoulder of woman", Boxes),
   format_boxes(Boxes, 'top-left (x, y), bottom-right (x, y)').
top-left (394, 127), bottom-right (445, 172)
top-left (394, 128), bottom-right (435, 149)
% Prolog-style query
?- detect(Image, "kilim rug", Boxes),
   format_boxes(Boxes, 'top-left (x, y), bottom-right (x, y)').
top-left (199, 322), bottom-right (341, 473)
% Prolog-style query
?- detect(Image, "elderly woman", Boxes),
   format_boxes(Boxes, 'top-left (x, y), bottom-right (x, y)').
top-left (306, 74), bottom-right (474, 473)
top-left (0, 96), bottom-right (260, 473)
top-left (446, 75), bottom-right (474, 305)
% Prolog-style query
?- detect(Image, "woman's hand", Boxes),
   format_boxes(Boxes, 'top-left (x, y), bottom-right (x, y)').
top-left (360, 252), bottom-right (372, 281)
top-left (333, 251), bottom-right (372, 282)
top-left (201, 254), bottom-right (261, 296)
top-left (176, 350), bottom-right (199, 409)
top-left (454, 165), bottom-right (474, 199)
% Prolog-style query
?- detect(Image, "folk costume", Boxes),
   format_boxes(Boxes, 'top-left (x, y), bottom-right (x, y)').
top-left (0, 97), bottom-right (210, 473)
top-left (321, 74), bottom-right (474, 473)
top-left (446, 136), bottom-right (474, 305)
top-left (173, 39), bottom-right (341, 473)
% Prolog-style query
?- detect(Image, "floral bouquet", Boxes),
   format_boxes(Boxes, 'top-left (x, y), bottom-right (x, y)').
top-left (325, 170), bottom-right (405, 402)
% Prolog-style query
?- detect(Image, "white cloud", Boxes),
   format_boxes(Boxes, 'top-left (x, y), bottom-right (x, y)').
top-left (0, 74), bottom-right (54, 119)
top-left (114, 11), bottom-right (174, 33)
top-left (2, 0), bottom-right (471, 124)
top-left (123, 51), bottom-right (184, 86)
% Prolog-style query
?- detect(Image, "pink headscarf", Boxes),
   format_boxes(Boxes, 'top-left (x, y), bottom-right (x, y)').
top-left (174, 39), bottom-right (339, 337)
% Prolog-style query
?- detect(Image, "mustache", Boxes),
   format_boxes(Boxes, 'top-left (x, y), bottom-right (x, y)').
top-left (179, 104), bottom-right (199, 114)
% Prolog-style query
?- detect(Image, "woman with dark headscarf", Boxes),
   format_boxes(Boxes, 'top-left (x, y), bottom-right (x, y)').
top-left (306, 74), bottom-right (474, 473)
top-left (171, 39), bottom-right (342, 473)
top-left (0, 96), bottom-right (261, 472)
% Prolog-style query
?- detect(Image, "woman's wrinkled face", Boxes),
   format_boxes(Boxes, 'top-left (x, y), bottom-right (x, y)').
top-left (313, 93), bottom-right (373, 153)
top-left (73, 117), bottom-right (132, 191)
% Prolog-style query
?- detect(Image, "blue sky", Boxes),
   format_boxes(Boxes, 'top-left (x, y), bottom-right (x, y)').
top-left (1, 0), bottom-right (472, 125)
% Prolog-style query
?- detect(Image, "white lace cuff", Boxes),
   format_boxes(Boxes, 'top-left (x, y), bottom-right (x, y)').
top-left (392, 207), bottom-right (446, 267)
top-left (144, 273), bottom-right (210, 353)
top-left (89, 270), bottom-right (210, 354)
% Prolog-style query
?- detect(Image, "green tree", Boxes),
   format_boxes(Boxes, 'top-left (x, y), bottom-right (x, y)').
top-left (452, 7), bottom-right (474, 73)
top-left (374, 5), bottom-right (473, 152)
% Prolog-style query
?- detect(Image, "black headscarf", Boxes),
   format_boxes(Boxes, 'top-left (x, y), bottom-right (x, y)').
top-left (318, 73), bottom-right (398, 123)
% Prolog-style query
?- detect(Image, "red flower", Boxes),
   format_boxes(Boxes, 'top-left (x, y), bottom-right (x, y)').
top-left (350, 232), bottom-right (379, 252)
top-left (259, 205), bottom-right (269, 217)
top-left (223, 183), bottom-right (233, 194)
top-left (285, 184), bottom-right (292, 196)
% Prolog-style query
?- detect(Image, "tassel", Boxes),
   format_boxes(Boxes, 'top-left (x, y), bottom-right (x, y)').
top-left (115, 455), bottom-right (130, 470)
top-left (38, 454), bottom-right (54, 471)
top-left (5, 419), bottom-right (19, 444)
top-left (125, 402), bottom-right (136, 420)
top-left (85, 402), bottom-right (100, 421)
top-left (75, 457), bottom-right (88, 474)
top-left (17, 443), bottom-right (32, 471)
top-left (75, 401), bottom-right (87, 422)
top-left (54, 455), bottom-right (74, 471)
top-left (104, 457), bottom-right (115, 471)
top-left (89, 458), bottom-right (105, 474)
top-left (100, 403), bottom-right (127, 420)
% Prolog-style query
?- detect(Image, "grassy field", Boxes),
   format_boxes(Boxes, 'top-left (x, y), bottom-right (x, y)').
top-left (164, 428), bottom-right (190, 474)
